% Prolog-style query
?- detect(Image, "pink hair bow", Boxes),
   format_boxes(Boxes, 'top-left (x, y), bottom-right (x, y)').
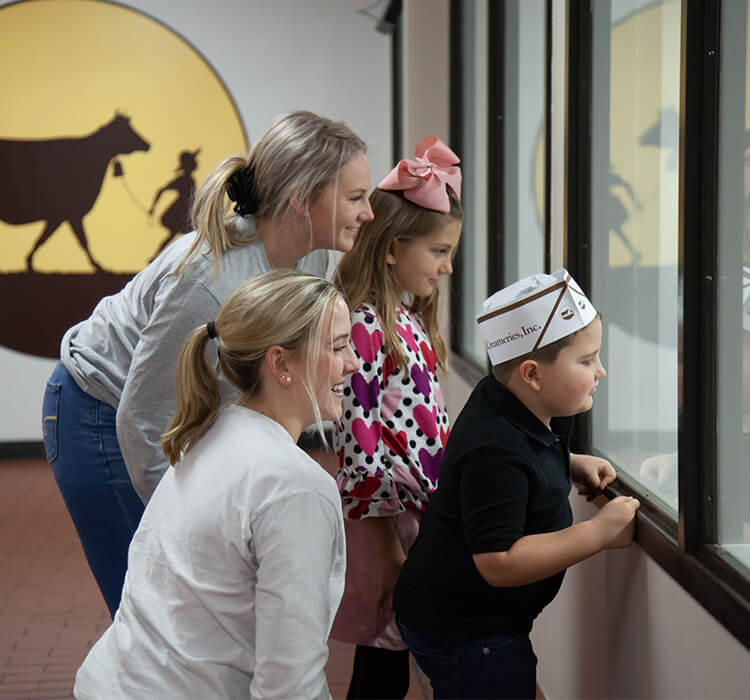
top-left (378, 135), bottom-right (462, 213)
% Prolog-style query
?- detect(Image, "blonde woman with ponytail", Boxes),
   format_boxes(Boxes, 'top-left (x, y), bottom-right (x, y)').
top-left (42, 110), bottom-right (373, 618)
top-left (74, 270), bottom-right (359, 700)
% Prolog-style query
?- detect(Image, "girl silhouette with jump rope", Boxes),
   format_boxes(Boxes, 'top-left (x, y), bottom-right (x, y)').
top-left (113, 148), bottom-right (200, 261)
top-left (148, 149), bottom-right (200, 260)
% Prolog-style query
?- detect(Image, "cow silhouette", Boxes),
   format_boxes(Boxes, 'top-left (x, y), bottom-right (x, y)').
top-left (0, 113), bottom-right (150, 272)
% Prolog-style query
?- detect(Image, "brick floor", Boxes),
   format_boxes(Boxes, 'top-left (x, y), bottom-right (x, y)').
top-left (0, 460), bottom-right (426, 699)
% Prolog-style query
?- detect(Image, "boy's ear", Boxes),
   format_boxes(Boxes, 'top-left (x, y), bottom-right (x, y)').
top-left (518, 359), bottom-right (543, 392)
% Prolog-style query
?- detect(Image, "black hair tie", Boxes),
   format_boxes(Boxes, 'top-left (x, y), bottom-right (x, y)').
top-left (226, 165), bottom-right (259, 216)
top-left (206, 321), bottom-right (218, 340)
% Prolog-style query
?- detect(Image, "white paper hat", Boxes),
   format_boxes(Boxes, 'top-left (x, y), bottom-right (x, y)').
top-left (477, 268), bottom-right (598, 365)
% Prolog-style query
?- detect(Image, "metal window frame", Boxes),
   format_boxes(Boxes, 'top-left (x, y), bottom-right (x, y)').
top-left (566, 0), bottom-right (750, 650)
top-left (450, 0), bottom-right (551, 383)
top-left (391, 9), bottom-right (403, 163)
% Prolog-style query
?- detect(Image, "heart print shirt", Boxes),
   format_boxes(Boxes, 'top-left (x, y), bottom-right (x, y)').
top-left (333, 302), bottom-right (450, 520)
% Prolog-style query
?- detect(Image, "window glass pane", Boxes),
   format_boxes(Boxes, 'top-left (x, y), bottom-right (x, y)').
top-left (455, 0), bottom-right (546, 366)
top-left (504, 0), bottom-right (546, 282)
top-left (589, 0), bottom-right (681, 513)
top-left (716, 0), bottom-right (750, 570)
top-left (457, 0), bottom-right (489, 367)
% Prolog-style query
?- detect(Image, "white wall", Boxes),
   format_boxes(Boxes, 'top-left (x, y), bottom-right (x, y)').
top-left (402, 1), bottom-right (750, 697)
top-left (532, 497), bottom-right (750, 699)
top-left (401, 0), bottom-right (450, 153)
top-left (0, 0), bottom-right (391, 442)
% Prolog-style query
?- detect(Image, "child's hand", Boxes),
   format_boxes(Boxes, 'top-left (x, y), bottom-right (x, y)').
top-left (593, 496), bottom-right (640, 549)
top-left (571, 453), bottom-right (616, 500)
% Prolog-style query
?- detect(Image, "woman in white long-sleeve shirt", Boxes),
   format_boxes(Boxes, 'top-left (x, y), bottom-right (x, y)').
top-left (74, 269), bottom-right (360, 700)
top-left (41, 110), bottom-right (374, 617)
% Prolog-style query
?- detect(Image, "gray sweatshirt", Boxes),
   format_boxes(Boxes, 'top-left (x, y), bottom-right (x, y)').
top-left (61, 220), bottom-right (329, 502)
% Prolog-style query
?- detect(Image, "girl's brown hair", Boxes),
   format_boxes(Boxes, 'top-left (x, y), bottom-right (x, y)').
top-left (335, 186), bottom-right (462, 372)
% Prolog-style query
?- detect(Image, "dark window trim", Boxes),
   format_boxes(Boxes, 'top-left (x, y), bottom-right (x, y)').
top-left (566, 0), bottom-right (593, 454)
top-left (449, 0), bottom-right (465, 359)
top-left (487, 0), bottom-right (505, 296)
top-left (391, 11), bottom-right (402, 163)
top-left (565, 0), bottom-right (592, 295)
top-left (568, 0), bottom-right (750, 650)
top-left (679, 0), bottom-right (719, 554)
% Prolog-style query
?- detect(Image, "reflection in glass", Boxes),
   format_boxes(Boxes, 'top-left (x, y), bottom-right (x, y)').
top-left (589, 0), bottom-right (681, 512)
top-left (716, 0), bottom-right (750, 570)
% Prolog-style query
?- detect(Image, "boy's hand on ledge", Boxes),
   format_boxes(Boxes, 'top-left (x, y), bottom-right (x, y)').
top-left (592, 495), bottom-right (640, 549)
top-left (570, 453), bottom-right (617, 501)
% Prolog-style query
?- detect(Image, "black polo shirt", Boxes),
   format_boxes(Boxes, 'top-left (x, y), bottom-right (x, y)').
top-left (394, 374), bottom-right (573, 640)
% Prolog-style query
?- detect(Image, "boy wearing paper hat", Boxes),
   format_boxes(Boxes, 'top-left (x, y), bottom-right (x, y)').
top-left (393, 269), bottom-right (640, 699)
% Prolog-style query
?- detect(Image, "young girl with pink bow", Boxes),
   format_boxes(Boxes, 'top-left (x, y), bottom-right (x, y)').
top-left (331, 137), bottom-right (463, 699)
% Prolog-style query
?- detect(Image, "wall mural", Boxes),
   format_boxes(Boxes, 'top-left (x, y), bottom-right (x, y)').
top-left (2, 113), bottom-right (152, 272)
top-left (0, 0), bottom-right (248, 358)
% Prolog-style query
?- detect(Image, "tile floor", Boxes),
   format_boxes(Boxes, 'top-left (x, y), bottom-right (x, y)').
top-left (0, 459), bottom-right (426, 700)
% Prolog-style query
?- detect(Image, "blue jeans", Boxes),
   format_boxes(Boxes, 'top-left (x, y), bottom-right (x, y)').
top-left (43, 362), bottom-right (144, 618)
top-left (397, 618), bottom-right (537, 699)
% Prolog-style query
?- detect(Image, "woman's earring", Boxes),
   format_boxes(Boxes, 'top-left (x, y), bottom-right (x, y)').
top-left (279, 374), bottom-right (292, 384)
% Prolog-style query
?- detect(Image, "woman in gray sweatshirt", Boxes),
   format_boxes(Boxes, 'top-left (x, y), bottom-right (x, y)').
top-left (42, 110), bottom-right (374, 617)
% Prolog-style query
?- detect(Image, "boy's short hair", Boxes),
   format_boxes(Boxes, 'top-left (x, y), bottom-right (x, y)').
top-left (491, 313), bottom-right (601, 385)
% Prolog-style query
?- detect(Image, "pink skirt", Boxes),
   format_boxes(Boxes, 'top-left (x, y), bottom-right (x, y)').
top-left (330, 510), bottom-right (420, 650)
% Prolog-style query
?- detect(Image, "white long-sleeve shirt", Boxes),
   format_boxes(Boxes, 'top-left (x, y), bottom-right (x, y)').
top-left (73, 405), bottom-right (346, 700)
top-left (61, 219), bottom-right (328, 502)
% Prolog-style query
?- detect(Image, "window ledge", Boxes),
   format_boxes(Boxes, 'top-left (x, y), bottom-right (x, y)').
top-left (594, 470), bottom-right (750, 650)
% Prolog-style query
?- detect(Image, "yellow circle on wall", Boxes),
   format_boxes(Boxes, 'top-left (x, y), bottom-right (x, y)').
top-left (0, 0), bottom-right (248, 274)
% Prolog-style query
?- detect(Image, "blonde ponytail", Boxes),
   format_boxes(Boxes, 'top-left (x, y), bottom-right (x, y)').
top-left (162, 270), bottom-right (344, 465)
top-left (162, 325), bottom-right (222, 465)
